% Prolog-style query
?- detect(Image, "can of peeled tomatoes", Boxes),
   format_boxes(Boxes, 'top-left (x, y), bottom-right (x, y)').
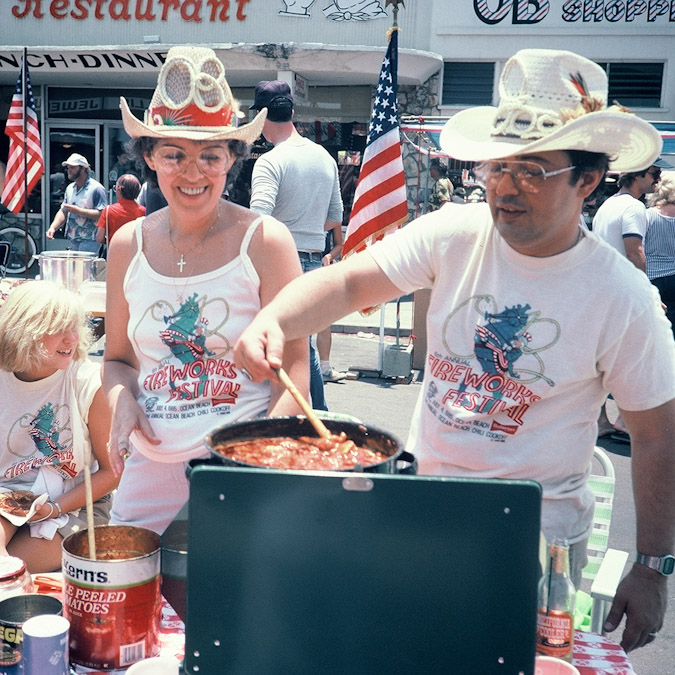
top-left (62, 525), bottom-right (162, 670)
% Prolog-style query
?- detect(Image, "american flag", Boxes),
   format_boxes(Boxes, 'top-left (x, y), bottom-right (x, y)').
top-left (342, 29), bottom-right (408, 258)
top-left (1, 60), bottom-right (44, 214)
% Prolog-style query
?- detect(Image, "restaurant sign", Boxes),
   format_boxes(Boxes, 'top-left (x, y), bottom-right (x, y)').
top-left (9, 0), bottom-right (252, 22)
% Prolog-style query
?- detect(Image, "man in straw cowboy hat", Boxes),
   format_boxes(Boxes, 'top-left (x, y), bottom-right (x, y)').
top-left (235, 48), bottom-right (675, 651)
top-left (102, 46), bottom-right (307, 535)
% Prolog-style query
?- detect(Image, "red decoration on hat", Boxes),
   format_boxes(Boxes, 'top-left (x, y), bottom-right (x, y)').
top-left (148, 103), bottom-right (234, 129)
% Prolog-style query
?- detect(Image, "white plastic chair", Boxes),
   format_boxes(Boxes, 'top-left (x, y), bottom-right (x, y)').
top-left (583, 446), bottom-right (629, 633)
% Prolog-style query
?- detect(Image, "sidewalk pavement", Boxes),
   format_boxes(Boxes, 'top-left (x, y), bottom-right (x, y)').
top-left (332, 295), bottom-right (413, 338)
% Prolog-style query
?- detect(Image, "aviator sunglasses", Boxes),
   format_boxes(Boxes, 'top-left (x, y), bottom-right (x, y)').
top-left (473, 160), bottom-right (577, 193)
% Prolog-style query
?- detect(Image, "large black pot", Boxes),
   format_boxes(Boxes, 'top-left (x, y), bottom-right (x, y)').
top-left (204, 416), bottom-right (416, 475)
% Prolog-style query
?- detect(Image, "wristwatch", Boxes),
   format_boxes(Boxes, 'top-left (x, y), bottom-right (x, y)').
top-left (635, 553), bottom-right (675, 576)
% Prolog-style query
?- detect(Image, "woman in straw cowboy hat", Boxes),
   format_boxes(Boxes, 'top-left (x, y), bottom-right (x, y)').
top-left (235, 48), bottom-right (675, 652)
top-left (103, 46), bottom-right (306, 534)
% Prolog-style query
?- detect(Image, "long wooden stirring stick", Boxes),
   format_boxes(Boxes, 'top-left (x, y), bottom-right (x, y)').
top-left (275, 367), bottom-right (332, 439)
top-left (82, 443), bottom-right (97, 561)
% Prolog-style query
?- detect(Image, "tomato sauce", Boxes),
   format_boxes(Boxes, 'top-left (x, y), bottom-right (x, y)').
top-left (214, 434), bottom-right (388, 470)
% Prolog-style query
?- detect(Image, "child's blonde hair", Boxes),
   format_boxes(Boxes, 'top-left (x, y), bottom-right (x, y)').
top-left (0, 280), bottom-right (93, 373)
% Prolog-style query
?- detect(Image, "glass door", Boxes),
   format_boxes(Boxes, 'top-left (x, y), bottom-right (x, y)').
top-left (104, 124), bottom-right (141, 204)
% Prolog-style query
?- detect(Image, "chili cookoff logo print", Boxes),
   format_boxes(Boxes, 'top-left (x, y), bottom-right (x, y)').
top-left (6, 402), bottom-right (77, 480)
top-left (135, 294), bottom-right (242, 422)
top-left (426, 295), bottom-right (560, 441)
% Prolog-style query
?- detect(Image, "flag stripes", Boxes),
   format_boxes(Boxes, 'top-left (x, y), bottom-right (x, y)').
top-left (343, 29), bottom-right (407, 258)
top-left (1, 60), bottom-right (44, 214)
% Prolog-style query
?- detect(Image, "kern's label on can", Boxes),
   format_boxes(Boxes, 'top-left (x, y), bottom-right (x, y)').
top-left (62, 526), bottom-right (162, 670)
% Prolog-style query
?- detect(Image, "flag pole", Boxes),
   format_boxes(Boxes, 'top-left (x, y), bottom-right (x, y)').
top-left (377, 0), bottom-right (404, 372)
top-left (21, 47), bottom-right (29, 279)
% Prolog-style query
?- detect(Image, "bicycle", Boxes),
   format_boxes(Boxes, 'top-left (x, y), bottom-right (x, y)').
top-left (0, 213), bottom-right (39, 276)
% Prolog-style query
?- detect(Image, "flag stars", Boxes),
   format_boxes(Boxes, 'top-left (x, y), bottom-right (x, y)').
top-left (364, 34), bottom-right (400, 143)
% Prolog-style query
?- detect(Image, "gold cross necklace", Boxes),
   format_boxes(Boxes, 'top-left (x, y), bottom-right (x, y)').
top-left (168, 201), bottom-right (220, 274)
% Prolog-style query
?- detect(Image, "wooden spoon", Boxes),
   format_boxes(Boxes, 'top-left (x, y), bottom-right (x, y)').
top-left (82, 443), bottom-right (97, 561)
top-left (275, 367), bottom-right (332, 439)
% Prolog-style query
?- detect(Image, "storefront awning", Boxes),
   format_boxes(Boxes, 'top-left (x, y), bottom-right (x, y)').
top-left (0, 43), bottom-right (443, 88)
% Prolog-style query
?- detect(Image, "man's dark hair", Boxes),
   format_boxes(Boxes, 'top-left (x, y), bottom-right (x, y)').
top-left (430, 161), bottom-right (448, 177)
top-left (126, 137), bottom-right (248, 187)
top-left (565, 150), bottom-right (611, 203)
top-left (617, 167), bottom-right (655, 189)
top-left (265, 101), bottom-right (294, 123)
top-left (566, 150), bottom-right (611, 183)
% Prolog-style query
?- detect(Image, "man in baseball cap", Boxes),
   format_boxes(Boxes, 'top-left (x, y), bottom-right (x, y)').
top-left (236, 48), bottom-right (675, 654)
top-left (249, 80), bottom-right (294, 121)
top-left (61, 153), bottom-right (90, 168)
top-left (248, 79), bottom-right (344, 408)
top-left (48, 153), bottom-right (107, 251)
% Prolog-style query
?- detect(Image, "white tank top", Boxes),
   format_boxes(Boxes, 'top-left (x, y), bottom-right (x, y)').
top-left (124, 216), bottom-right (270, 462)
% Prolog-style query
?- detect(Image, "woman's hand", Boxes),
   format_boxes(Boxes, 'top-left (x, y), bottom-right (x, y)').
top-left (28, 501), bottom-right (57, 523)
top-left (107, 386), bottom-right (160, 477)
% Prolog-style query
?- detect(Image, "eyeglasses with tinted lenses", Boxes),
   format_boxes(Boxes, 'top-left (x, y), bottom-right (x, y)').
top-left (646, 170), bottom-right (661, 180)
top-left (154, 147), bottom-right (231, 176)
top-left (473, 161), bottom-right (577, 193)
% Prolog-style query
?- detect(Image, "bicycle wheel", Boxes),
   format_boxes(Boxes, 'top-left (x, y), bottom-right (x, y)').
top-left (0, 226), bottom-right (37, 275)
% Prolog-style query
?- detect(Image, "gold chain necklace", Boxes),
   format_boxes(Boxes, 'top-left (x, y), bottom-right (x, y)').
top-left (168, 201), bottom-right (220, 274)
top-left (168, 201), bottom-right (220, 303)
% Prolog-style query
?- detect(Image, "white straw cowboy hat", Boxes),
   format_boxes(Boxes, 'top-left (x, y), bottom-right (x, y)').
top-left (440, 49), bottom-right (662, 172)
top-left (120, 46), bottom-right (266, 144)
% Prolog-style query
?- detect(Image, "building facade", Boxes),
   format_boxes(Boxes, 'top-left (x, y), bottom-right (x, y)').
top-left (1, 0), bottom-right (673, 252)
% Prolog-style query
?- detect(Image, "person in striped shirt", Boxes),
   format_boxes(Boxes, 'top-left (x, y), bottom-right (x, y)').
top-left (645, 171), bottom-right (675, 336)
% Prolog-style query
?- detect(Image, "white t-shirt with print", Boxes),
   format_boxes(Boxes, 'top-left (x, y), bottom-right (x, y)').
top-left (368, 203), bottom-right (675, 542)
top-left (0, 360), bottom-right (101, 493)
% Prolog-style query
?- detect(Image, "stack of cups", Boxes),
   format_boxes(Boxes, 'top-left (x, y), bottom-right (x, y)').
top-left (0, 594), bottom-right (64, 674)
top-left (22, 614), bottom-right (70, 675)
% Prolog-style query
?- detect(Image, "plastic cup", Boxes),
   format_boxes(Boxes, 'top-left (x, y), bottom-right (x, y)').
top-left (22, 614), bottom-right (70, 675)
top-left (535, 655), bottom-right (580, 674)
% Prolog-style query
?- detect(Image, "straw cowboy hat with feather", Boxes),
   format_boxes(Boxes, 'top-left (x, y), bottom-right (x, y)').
top-left (440, 49), bottom-right (662, 173)
top-left (120, 46), bottom-right (266, 144)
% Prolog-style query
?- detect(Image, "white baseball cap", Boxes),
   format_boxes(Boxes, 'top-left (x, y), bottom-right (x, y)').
top-left (62, 153), bottom-right (90, 168)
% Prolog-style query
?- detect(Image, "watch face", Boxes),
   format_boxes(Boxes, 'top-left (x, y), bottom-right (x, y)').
top-left (664, 556), bottom-right (675, 575)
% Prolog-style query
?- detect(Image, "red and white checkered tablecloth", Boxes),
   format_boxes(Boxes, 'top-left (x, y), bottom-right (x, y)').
top-left (73, 602), bottom-right (636, 674)
top-left (573, 630), bottom-right (636, 674)
top-left (29, 571), bottom-right (633, 675)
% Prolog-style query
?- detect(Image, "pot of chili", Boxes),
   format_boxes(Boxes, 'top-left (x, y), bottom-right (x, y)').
top-left (204, 416), bottom-right (416, 474)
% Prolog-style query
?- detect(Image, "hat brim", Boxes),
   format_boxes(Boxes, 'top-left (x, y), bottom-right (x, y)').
top-left (440, 107), bottom-right (662, 173)
top-left (120, 97), bottom-right (267, 144)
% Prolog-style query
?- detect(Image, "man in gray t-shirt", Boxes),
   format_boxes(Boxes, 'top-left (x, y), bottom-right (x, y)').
top-left (250, 80), bottom-right (344, 410)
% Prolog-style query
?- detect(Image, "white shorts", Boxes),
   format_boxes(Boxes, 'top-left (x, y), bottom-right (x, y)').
top-left (109, 446), bottom-right (207, 535)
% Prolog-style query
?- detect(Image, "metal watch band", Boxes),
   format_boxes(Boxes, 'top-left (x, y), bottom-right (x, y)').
top-left (635, 553), bottom-right (675, 576)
